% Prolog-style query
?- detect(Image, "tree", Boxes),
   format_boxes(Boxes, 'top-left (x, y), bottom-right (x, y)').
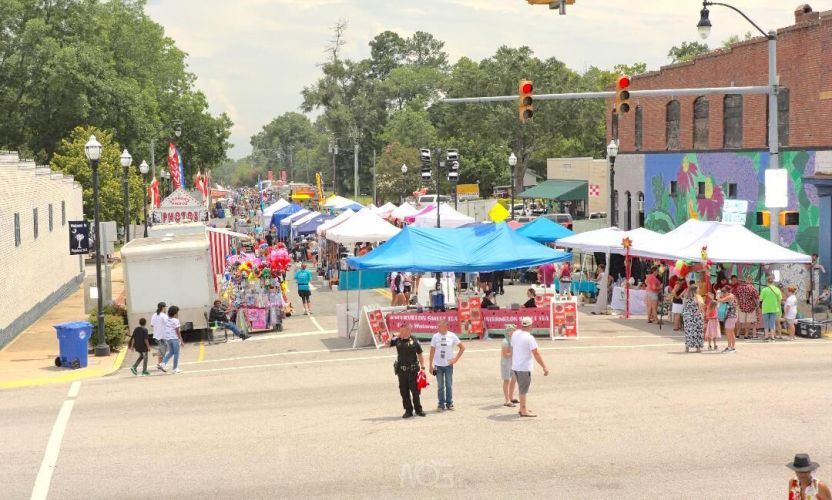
top-left (667, 41), bottom-right (711, 63)
top-left (250, 112), bottom-right (322, 182)
top-left (722, 31), bottom-right (754, 48)
top-left (50, 126), bottom-right (144, 228)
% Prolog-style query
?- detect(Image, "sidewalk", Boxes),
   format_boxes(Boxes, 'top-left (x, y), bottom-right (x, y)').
top-left (0, 261), bottom-right (127, 390)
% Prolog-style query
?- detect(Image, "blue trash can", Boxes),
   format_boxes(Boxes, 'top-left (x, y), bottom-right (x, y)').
top-left (54, 321), bottom-right (92, 369)
top-left (430, 290), bottom-right (445, 311)
top-left (217, 208), bottom-right (225, 219)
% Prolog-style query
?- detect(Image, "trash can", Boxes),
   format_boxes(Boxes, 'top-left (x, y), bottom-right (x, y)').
top-left (430, 290), bottom-right (445, 311)
top-left (54, 321), bottom-right (92, 369)
top-left (217, 208), bottom-right (225, 219)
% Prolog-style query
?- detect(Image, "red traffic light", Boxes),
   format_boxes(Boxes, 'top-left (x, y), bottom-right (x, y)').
top-left (521, 82), bottom-right (533, 94)
top-left (617, 75), bottom-right (630, 88)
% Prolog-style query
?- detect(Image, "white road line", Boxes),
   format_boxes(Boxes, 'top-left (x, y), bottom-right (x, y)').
top-left (31, 382), bottom-right (81, 500)
top-left (228, 330), bottom-right (336, 343)
top-left (181, 346), bottom-right (376, 366)
top-left (309, 316), bottom-right (325, 332)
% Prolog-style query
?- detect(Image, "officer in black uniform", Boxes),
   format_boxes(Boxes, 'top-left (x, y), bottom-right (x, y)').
top-left (389, 323), bottom-right (426, 418)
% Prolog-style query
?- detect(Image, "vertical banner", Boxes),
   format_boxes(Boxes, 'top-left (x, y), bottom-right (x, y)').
top-left (550, 297), bottom-right (579, 339)
top-left (457, 295), bottom-right (471, 336)
top-left (280, 170), bottom-right (287, 182)
top-left (68, 221), bottom-right (90, 255)
top-left (365, 305), bottom-right (391, 348)
top-left (268, 170), bottom-right (274, 182)
top-left (468, 296), bottom-right (483, 337)
top-left (167, 143), bottom-right (183, 190)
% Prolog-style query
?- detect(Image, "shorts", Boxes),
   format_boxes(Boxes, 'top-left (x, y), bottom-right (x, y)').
top-left (501, 362), bottom-right (512, 381)
top-left (403, 285), bottom-right (412, 294)
top-left (762, 312), bottom-right (778, 331)
top-left (646, 292), bottom-right (659, 301)
top-left (156, 338), bottom-right (168, 357)
top-left (513, 370), bottom-right (532, 395)
top-left (786, 317), bottom-right (797, 326)
top-left (738, 310), bottom-right (757, 324)
top-left (671, 302), bottom-right (684, 315)
top-left (298, 290), bottom-right (311, 303)
top-left (724, 317), bottom-right (737, 331)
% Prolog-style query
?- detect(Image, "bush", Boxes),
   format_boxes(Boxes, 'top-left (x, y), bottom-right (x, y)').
top-left (102, 304), bottom-right (128, 324)
top-left (87, 313), bottom-right (127, 351)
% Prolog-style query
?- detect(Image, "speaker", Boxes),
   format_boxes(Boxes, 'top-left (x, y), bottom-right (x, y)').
top-left (796, 320), bottom-right (823, 339)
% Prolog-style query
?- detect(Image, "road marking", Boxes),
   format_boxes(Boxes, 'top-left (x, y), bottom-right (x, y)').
top-left (230, 330), bottom-right (335, 343)
top-left (31, 382), bottom-right (81, 500)
top-left (375, 288), bottom-right (392, 299)
top-left (181, 346), bottom-right (376, 366)
top-left (309, 316), bottom-right (325, 332)
top-left (197, 342), bottom-right (205, 363)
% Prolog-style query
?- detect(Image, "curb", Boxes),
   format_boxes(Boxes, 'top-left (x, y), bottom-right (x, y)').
top-left (0, 346), bottom-right (129, 390)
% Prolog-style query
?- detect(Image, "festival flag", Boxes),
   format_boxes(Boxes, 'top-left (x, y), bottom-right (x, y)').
top-left (488, 202), bottom-right (510, 223)
top-left (167, 143), bottom-right (183, 190)
top-left (148, 177), bottom-right (161, 208)
top-left (194, 171), bottom-right (208, 199)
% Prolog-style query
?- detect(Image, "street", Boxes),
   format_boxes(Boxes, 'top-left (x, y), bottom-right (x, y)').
top-left (3, 285), bottom-right (831, 500)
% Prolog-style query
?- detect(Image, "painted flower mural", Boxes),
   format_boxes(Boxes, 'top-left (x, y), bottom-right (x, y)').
top-left (696, 177), bottom-right (724, 219)
top-left (677, 156), bottom-right (698, 191)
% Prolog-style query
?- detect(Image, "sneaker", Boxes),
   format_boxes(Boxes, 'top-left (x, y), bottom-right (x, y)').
top-left (402, 412), bottom-right (413, 419)
top-left (157, 364), bottom-right (167, 373)
top-left (173, 369), bottom-right (183, 374)
top-left (130, 367), bottom-right (137, 376)
top-left (446, 405), bottom-right (455, 411)
top-left (437, 405), bottom-right (445, 412)
top-left (141, 371), bottom-right (150, 376)
top-left (415, 410), bottom-right (427, 417)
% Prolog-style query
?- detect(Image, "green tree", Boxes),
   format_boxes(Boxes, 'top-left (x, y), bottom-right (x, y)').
top-left (250, 112), bottom-right (323, 182)
top-left (721, 31), bottom-right (754, 48)
top-left (667, 41), bottom-right (710, 63)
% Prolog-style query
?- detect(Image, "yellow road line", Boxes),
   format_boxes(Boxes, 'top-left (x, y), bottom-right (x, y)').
top-left (0, 345), bottom-right (128, 390)
top-left (374, 288), bottom-right (392, 299)
top-left (197, 342), bottom-right (205, 362)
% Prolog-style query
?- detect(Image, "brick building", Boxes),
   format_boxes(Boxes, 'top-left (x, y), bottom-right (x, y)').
top-left (0, 152), bottom-right (84, 347)
top-left (604, 4), bottom-right (832, 292)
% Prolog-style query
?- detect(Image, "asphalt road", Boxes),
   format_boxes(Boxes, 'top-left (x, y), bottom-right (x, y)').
top-left (2, 284), bottom-right (831, 500)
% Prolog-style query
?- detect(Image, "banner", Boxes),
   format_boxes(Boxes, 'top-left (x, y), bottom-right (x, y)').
top-left (386, 307), bottom-right (551, 335)
top-left (152, 188), bottom-right (209, 224)
top-left (68, 221), bottom-right (90, 255)
top-left (387, 311), bottom-right (459, 334)
top-left (268, 170), bottom-right (274, 182)
top-left (365, 306), bottom-right (391, 348)
top-left (315, 172), bottom-right (325, 202)
top-left (167, 143), bottom-right (184, 190)
top-left (550, 297), bottom-right (579, 339)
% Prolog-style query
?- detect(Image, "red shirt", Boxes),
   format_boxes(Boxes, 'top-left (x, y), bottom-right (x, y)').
top-left (646, 273), bottom-right (661, 292)
top-left (539, 263), bottom-right (555, 286)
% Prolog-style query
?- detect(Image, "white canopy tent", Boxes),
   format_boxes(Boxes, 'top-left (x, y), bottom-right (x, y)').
top-left (374, 202), bottom-right (397, 219)
top-left (324, 195), bottom-right (360, 209)
top-left (557, 227), bottom-right (663, 255)
top-left (411, 203), bottom-right (475, 228)
top-left (316, 209), bottom-right (355, 236)
top-left (326, 208), bottom-right (401, 244)
top-left (390, 202), bottom-right (419, 221)
top-left (279, 209), bottom-right (310, 229)
top-left (628, 219), bottom-right (811, 264)
top-left (262, 198), bottom-right (290, 216)
top-left (291, 211), bottom-right (321, 227)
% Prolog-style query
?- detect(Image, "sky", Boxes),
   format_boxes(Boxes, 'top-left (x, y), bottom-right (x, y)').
top-left (146, 0), bottom-right (812, 159)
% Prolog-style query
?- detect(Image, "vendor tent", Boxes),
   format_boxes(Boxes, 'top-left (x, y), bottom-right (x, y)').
top-left (324, 195), bottom-right (361, 209)
top-left (347, 223), bottom-right (571, 272)
top-left (278, 209), bottom-right (310, 238)
top-left (269, 203), bottom-right (302, 228)
top-left (326, 208), bottom-right (401, 244)
top-left (557, 226), bottom-right (661, 254)
top-left (316, 209), bottom-right (355, 236)
top-left (410, 203), bottom-right (475, 228)
top-left (628, 219), bottom-right (812, 264)
top-left (374, 202), bottom-right (397, 219)
top-left (263, 198), bottom-right (290, 216)
top-left (390, 202), bottom-right (419, 221)
top-left (295, 213), bottom-right (332, 236)
top-left (291, 211), bottom-right (321, 228)
top-left (518, 179), bottom-right (588, 200)
top-left (516, 216), bottom-right (575, 242)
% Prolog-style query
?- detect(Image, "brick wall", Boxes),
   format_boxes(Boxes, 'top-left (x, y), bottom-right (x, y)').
top-left (0, 152), bottom-right (84, 341)
top-left (607, 7), bottom-right (832, 152)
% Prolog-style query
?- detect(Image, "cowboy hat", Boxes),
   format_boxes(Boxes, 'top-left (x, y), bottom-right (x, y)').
top-left (787, 454), bottom-right (820, 472)
top-left (521, 316), bottom-right (533, 327)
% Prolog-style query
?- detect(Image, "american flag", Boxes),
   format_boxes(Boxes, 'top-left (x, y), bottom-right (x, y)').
top-left (589, 184), bottom-right (601, 197)
top-left (207, 228), bottom-right (231, 293)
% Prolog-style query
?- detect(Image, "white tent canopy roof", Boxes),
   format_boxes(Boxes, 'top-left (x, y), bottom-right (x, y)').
top-left (316, 209), bottom-right (355, 236)
top-left (628, 219), bottom-right (811, 264)
top-left (291, 211), bottom-right (321, 227)
top-left (325, 208), bottom-right (401, 244)
top-left (262, 198), bottom-right (290, 216)
top-left (390, 202), bottom-right (419, 221)
top-left (557, 226), bottom-right (663, 254)
top-left (374, 202), bottom-right (397, 218)
top-left (411, 203), bottom-right (475, 228)
top-left (280, 209), bottom-right (310, 226)
top-left (324, 195), bottom-right (360, 209)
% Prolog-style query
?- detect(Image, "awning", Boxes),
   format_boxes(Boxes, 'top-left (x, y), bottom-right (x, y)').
top-left (518, 179), bottom-right (588, 200)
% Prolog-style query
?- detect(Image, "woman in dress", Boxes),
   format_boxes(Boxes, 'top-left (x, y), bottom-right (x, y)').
top-left (717, 285), bottom-right (739, 352)
top-left (682, 283), bottom-right (705, 353)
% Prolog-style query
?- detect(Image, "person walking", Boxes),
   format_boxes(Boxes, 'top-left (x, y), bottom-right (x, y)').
top-left (784, 285), bottom-right (798, 341)
top-left (682, 283), bottom-right (705, 353)
top-left (760, 275), bottom-right (783, 342)
top-left (669, 276), bottom-right (687, 331)
top-left (389, 323), bottom-right (426, 418)
top-left (160, 305), bottom-right (184, 374)
top-left (429, 319), bottom-right (465, 412)
top-left (704, 292), bottom-right (721, 351)
top-left (787, 454), bottom-right (831, 500)
top-left (150, 302), bottom-right (168, 371)
top-left (294, 262), bottom-right (314, 315)
top-left (645, 266), bottom-right (662, 324)
top-left (129, 318), bottom-right (151, 376)
top-left (717, 285), bottom-right (739, 352)
top-left (734, 279), bottom-right (760, 340)
top-left (511, 317), bottom-right (549, 417)
top-left (501, 325), bottom-right (518, 407)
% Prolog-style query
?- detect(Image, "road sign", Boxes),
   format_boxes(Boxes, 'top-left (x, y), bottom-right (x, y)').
top-left (69, 221), bottom-right (90, 255)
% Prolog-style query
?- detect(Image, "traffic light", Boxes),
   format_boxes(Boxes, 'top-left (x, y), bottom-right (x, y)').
top-left (518, 80), bottom-right (534, 123)
top-left (419, 148), bottom-right (432, 181)
top-left (779, 210), bottom-right (799, 226)
top-left (615, 74), bottom-right (631, 113)
top-left (446, 149), bottom-right (459, 182)
top-left (756, 210), bottom-right (771, 227)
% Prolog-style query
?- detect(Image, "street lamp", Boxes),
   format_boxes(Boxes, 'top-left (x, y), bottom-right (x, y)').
top-left (508, 152), bottom-right (517, 220)
top-left (607, 140), bottom-right (619, 227)
top-left (696, 0), bottom-right (780, 243)
top-left (328, 139), bottom-right (339, 194)
top-left (139, 160), bottom-right (149, 237)
top-left (120, 149), bottom-right (132, 243)
top-left (85, 135), bottom-right (109, 357)
top-left (400, 163), bottom-right (408, 204)
top-left (161, 170), bottom-right (170, 198)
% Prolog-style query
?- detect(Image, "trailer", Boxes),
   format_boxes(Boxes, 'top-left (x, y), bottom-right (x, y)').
top-left (121, 233), bottom-right (214, 335)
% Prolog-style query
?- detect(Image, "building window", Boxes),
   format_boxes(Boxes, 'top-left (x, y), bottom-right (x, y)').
top-left (726, 183), bottom-right (738, 199)
top-left (33, 208), bottom-right (38, 239)
top-left (637, 192), bottom-right (645, 227)
top-left (625, 191), bottom-right (632, 230)
top-left (634, 105), bottom-right (643, 151)
top-left (693, 96), bottom-right (709, 149)
top-left (665, 100), bottom-right (681, 150)
top-left (670, 180), bottom-right (678, 196)
top-left (611, 109), bottom-right (619, 142)
top-left (697, 182), bottom-right (706, 197)
top-left (61, 200), bottom-right (66, 226)
top-left (48, 203), bottom-right (53, 232)
top-left (14, 213), bottom-right (21, 247)
top-left (723, 94), bottom-right (743, 148)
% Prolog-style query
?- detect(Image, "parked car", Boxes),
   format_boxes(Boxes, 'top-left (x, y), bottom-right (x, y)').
top-left (543, 213), bottom-right (574, 230)
top-left (417, 194), bottom-right (451, 206)
top-left (589, 212), bottom-right (608, 220)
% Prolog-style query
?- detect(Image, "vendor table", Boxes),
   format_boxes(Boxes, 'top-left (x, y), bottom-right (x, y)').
top-left (610, 286), bottom-right (648, 315)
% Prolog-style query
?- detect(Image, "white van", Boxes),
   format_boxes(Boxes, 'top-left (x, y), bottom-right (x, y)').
top-left (417, 194), bottom-right (451, 206)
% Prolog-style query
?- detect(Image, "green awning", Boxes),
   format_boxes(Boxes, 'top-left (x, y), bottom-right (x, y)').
top-left (518, 179), bottom-right (588, 200)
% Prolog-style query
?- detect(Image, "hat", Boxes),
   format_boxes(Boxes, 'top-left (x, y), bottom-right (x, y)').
top-left (521, 316), bottom-right (533, 327)
top-left (787, 454), bottom-right (820, 472)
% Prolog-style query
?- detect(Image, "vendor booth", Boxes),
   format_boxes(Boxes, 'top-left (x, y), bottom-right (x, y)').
top-left (390, 202), bottom-right (419, 221)
top-left (269, 203), bottom-right (303, 229)
top-left (374, 202), bottom-right (397, 219)
top-left (516, 216), bottom-right (575, 242)
top-left (278, 209), bottom-right (310, 238)
top-left (326, 209), bottom-right (401, 291)
top-left (409, 203), bottom-right (475, 228)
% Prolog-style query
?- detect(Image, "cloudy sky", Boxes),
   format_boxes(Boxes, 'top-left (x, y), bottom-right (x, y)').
top-left (146, 0), bottom-right (807, 158)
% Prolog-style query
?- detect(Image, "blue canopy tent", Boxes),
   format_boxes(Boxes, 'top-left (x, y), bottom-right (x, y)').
top-left (269, 203), bottom-right (302, 229)
top-left (347, 222), bottom-right (571, 272)
top-left (340, 202), bottom-right (364, 212)
top-left (515, 216), bottom-right (575, 243)
top-left (279, 209), bottom-right (310, 238)
top-left (295, 214), bottom-right (332, 236)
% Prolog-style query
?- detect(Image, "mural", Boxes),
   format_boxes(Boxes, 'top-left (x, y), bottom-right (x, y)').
top-left (643, 151), bottom-right (819, 255)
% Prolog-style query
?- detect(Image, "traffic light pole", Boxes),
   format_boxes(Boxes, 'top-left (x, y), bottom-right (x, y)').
top-left (441, 85), bottom-right (769, 104)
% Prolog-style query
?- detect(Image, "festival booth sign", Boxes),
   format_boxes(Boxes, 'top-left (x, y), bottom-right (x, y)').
top-left (385, 307), bottom-right (551, 340)
top-left (152, 188), bottom-right (209, 224)
top-left (550, 296), bottom-right (579, 339)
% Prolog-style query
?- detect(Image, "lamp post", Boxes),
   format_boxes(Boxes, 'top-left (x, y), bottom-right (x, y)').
top-left (697, 0), bottom-right (780, 243)
top-left (508, 152), bottom-right (517, 221)
top-left (161, 170), bottom-right (170, 198)
top-left (85, 135), bottom-right (109, 357)
top-left (120, 149), bottom-right (132, 243)
top-left (328, 139), bottom-right (339, 194)
top-left (607, 140), bottom-right (619, 227)
top-left (139, 160), bottom-right (149, 237)
top-left (400, 163), bottom-right (408, 204)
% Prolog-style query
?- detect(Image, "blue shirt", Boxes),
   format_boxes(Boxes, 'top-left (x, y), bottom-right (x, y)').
top-left (295, 269), bottom-right (312, 291)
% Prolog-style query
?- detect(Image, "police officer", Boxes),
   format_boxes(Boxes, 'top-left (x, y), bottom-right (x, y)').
top-left (389, 323), bottom-right (426, 418)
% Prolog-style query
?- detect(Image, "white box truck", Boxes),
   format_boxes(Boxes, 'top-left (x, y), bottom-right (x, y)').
top-left (121, 233), bottom-right (214, 335)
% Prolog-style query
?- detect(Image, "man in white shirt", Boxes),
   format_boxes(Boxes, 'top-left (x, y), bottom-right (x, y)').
top-left (150, 302), bottom-right (168, 370)
top-left (429, 319), bottom-right (465, 411)
top-left (511, 317), bottom-right (549, 418)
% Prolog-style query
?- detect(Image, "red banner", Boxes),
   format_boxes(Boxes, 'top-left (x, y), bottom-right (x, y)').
top-left (386, 307), bottom-right (550, 335)
top-left (550, 300), bottom-right (578, 338)
top-left (366, 308), bottom-right (391, 346)
top-left (268, 170), bottom-right (274, 181)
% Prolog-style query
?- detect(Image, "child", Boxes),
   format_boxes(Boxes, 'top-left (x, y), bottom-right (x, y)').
top-left (704, 293), bottom-right (721, 350)
top-left (784, 285), bottom-right (798, 340)
top-left (129, 318), bottom-right (151, 376)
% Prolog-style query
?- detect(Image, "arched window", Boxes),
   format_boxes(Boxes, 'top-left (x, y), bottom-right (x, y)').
top-left (723, 94), bottom-right (743, 148)
top-left (634, 105), bottom-right (643, 151)
top-left (666, 100), bottom-right (681, 150)
top-left (637, 192), bottom-right (645, 227)
top-left (625, 191), bottom-right (632, 230)
top-left (693, 97), bottom-right (709, 149)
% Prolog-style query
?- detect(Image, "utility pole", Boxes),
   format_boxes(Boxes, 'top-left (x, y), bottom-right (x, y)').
top-left (435, 147), bottom-right (442, 229)
top-left (372, 149), bottom-right (377, 205)
top-left (353, 142), bottom-right (359, 199)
